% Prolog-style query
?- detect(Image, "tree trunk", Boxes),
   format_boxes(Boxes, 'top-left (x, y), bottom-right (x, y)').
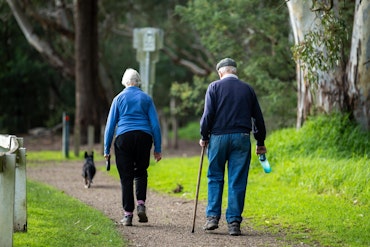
top-left (287, 0), bottom-right (315, 128)
top-left (287, 0), bottom-right (368, 129)
top-left (74, 0), bottom-right (108, 146)
top-left (346, 0), bottom-right (370, 130)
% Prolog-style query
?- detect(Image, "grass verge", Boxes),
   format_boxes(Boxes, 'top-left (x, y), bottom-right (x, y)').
top-left (26, 151), bottom-right (105, 165)
top-left (13, 181), bottom-right (125, 247)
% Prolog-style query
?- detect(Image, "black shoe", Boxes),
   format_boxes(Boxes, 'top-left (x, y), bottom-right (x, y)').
top-left (203, 216), bottom-right (219, 230)
top-left (228, 221), bottom-right (241, 236)
top-left (137, 205), bottom-right (148, 223)
top-left (120, 215), bottom-right (133, 226)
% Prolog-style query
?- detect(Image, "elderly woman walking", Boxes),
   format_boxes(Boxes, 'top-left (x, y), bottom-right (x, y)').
top-left (104, 68), bottom-right (162, 226)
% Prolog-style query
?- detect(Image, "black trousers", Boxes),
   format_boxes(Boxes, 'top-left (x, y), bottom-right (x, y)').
top-left (114, 131), bottom-right (153, 213)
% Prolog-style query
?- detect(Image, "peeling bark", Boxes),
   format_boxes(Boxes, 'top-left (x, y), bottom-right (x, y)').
top-left (287, 0), bottom-right (369, 130)
top-left (346, 0), bottom-right (370, 130)
top-left (287, 0), bottom-right (315, 128)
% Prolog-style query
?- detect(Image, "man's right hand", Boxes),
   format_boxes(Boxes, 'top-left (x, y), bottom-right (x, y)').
top-left (199, 139), bottom-right (209, 147)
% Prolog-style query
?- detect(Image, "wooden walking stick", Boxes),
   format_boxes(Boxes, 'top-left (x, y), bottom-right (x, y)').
top-left (191, 145), bottom-right (205, 233)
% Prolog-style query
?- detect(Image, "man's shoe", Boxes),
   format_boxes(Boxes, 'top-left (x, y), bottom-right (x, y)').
top-left (120, 215), bottom-right (133, 226)
top-left (203, 216), bottom-right (219, 230)
top-left (228, 221), bottom-right (241, 236)
top-left (137, 205), bottom-right (148, 223)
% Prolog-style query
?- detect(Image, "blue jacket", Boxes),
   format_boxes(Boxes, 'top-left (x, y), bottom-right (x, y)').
top-left (104, 86), bottom-right (161, 155)
top-left (200, 75), bottom-right (266, 146)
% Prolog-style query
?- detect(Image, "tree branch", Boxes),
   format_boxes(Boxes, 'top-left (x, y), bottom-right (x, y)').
top-left (162, 47), bottom-right (209, 76)
top-left (310, 0), bottom-right (333, 12)
top-left (27, 6), bottom-right (74, 40)
top-left (6, 0), bottom-right (74, 78)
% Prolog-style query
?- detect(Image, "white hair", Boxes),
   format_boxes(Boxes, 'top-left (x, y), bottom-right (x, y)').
top-left (121, 68), bottom-right (141, 87)
top-left (218, 66), bottom-right (237, 74)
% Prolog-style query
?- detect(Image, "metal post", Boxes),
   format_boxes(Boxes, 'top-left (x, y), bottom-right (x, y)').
top-left (62, 112), bottom-right (70, 158)
top-left (144, 51), bottom-right (150, 95)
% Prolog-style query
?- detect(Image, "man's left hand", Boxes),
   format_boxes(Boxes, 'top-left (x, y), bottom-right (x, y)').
top-left (256, 146), bottom-right (267, 155)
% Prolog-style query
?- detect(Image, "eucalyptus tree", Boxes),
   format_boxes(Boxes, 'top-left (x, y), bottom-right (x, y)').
top-left (288, 0), bottom-right (369, 130)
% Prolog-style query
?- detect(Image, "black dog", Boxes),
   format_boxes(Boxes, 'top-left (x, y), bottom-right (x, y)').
top-left (82, 151), bottom-right (96, 188)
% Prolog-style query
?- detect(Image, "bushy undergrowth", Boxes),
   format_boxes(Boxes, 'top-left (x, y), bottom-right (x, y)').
top-left (267, 114), bottom-right (369, 205)
top-left (271, 114), bottom-right (369, 158)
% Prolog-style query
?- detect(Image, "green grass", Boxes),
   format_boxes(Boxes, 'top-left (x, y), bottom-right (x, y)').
top-left (145, 157), bottom-right (369, 246)
top-left (13, 180), bottom-right (125, 247)
top-left (26, 150), bottom-right (105, 167)
top-left (17, 114), bottom-right (370, 246)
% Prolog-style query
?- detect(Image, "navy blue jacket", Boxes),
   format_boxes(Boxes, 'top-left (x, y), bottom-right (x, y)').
top-left (200, 75), bottom-right (266, 146)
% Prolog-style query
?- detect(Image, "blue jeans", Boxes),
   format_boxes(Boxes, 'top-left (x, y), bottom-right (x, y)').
top-left (206, 133), bottom-right (251, 223)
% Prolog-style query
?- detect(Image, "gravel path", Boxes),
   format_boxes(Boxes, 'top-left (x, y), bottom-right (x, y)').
top-left (25, 136), bottom-right (307, 247)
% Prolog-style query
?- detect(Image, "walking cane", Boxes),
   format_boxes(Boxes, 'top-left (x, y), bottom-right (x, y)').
top-left (191, 145), bottom-right (205, 233)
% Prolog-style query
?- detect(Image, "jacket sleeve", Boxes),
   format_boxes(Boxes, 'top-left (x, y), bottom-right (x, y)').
top-left (104, 98), bottom-right (119, 155)
top-left (148, 100), bottom-right (162, 153)
top-left (251, 95), bottom-right (266, 146)
top-left (200, 86), bottom-right (215, 141)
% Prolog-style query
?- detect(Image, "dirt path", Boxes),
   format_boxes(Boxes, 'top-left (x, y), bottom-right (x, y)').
top-left (25, 136), bottom-right (305, 247)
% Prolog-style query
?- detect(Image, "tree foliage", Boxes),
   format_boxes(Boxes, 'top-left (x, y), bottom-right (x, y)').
top-left (175, 0), bottom-right (297, 129)
top-left (1, 0), bottom-right (198, 133)
top-left (0, 1), bottom-right (74, 133)
top-left (3, 0), bottom-right (305, 134)
top-left (98, 0), bottom-right (212, 108)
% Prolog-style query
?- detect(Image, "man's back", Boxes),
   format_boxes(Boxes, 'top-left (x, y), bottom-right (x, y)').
top-left (202, 76), bottom-right (257, 135)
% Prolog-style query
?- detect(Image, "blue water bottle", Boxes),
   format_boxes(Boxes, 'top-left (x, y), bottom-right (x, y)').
top-left (259, 153), bottom-right (271, 173)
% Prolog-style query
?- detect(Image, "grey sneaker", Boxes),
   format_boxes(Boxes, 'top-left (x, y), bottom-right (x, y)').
top-left (120, 215), bottom-right (133, 226)
top-left (228, 221), bottom-right (241, 236)
top-left (203, 216), bottom-right (219, 230)
top-left (137, 205), bottom-right (148, 223)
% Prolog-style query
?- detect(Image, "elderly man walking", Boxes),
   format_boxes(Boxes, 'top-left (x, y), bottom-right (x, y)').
top-left (199, 58), bottom-right (267, 236)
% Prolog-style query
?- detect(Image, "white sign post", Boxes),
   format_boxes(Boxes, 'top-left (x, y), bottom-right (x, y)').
top-left (133, 28), bottom-right (163, 96)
